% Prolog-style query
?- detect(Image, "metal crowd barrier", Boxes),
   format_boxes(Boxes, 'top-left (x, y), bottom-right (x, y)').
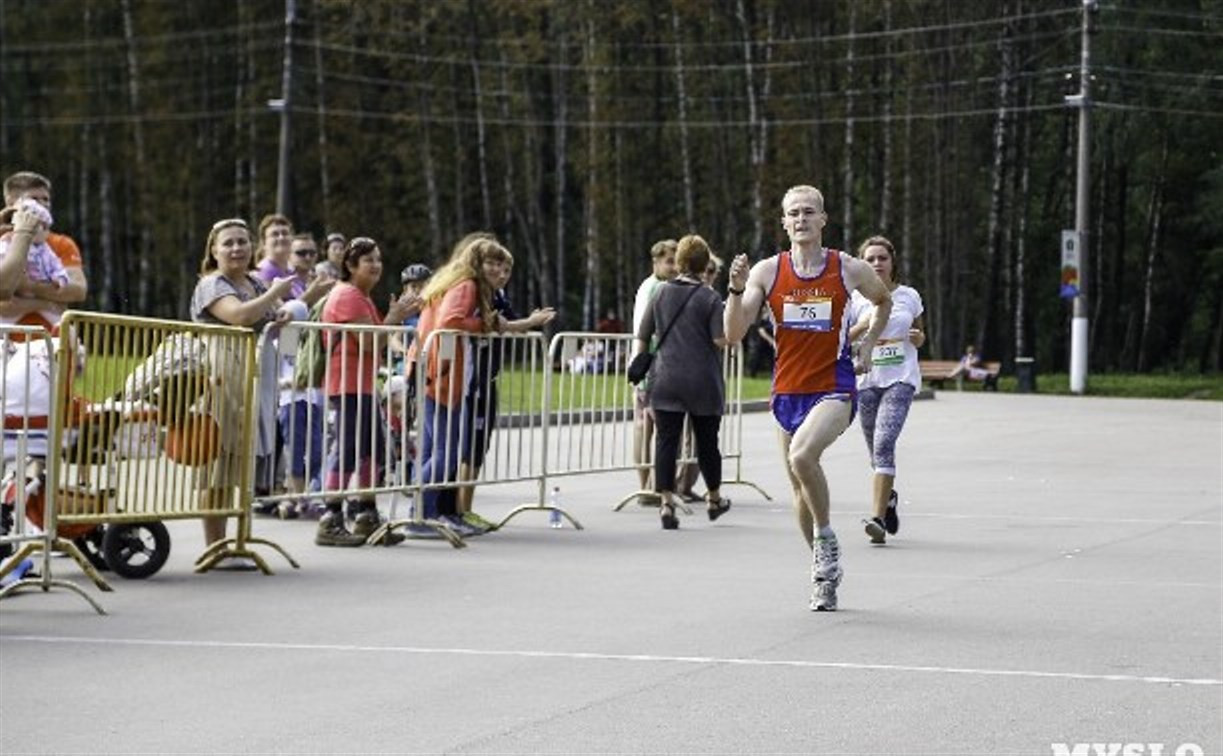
top-left (376, 327), bottom-right (567, 542)
top-left (549, 331), bottom-right (771, 513)
top-left (547, 332), bottom-right (647, 509)
top-left (256, 323), bottom-right (569, 546)
top-left (716, 338), bottom-right (772, 502)
top-left (50, 313), bottom-right (294, 582)
top-left (0, 324), bottom-right (105, 611)
top-left (249, 321), bottom-right (767, 547)
top-left (254, 320), bottom-right (463, 545)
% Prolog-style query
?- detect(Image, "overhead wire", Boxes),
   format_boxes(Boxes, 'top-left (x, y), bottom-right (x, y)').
top-left (2, 20), bottom-right (284, 53)
top-left (1097, 23), bottom-right (1223, 38)
top-left (305, 27), bottom-right (1078, 75)
top-left (351, 6), bottom-right (1079, 51)
top-left (2, 5), bottom-right (1215, 128)
top-left (1101, 4), bottom-right (1223, 25)
top-left (296, 61), bottom-right (1077, 108)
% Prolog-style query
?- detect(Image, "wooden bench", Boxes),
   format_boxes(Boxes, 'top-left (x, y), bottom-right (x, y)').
top-left (919, 359), bottom-right (1001, 391)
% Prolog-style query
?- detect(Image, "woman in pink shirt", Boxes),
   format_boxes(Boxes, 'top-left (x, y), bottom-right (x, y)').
top-left (408, 234), bottom-right (505, 530)
top-left (317, 237), bottom-right (413, 547)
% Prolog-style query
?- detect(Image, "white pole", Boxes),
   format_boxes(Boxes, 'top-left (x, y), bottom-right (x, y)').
top-left (274, 0), bottom-right (296, 216)
top-left (1069, 0), bottom-right (1096, 394)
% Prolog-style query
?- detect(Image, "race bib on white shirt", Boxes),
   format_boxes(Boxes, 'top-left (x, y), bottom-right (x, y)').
top-left (781, 296), bottom-right (832, 331)
top-left (871, 339), bottom-right (905, 367)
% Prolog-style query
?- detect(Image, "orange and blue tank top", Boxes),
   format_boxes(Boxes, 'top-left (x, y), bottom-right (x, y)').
top-left (766, 248), bottom-right (856, 396)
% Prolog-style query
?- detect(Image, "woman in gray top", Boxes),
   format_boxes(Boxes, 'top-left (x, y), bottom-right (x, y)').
top-left (635, 234), bottom-right (731, 529)
top-left (190, 218), bottom-right (295, 546)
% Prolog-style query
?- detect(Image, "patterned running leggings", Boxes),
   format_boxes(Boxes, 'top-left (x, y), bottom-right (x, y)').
top-left (857, 382), bottom-right (916, 476)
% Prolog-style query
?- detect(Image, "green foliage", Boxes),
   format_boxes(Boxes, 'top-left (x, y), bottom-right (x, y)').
top-left (994, 372), bottom-right (1223, 400)
top-left (2, 1), bottom-right (1219, 372)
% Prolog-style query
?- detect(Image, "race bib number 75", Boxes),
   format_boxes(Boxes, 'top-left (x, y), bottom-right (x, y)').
top-left (781, 296), bottom-right (832, 331)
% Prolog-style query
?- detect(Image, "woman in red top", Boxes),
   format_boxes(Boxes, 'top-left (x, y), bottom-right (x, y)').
top-left (408, 233), bottom-right (505, 531)
top-left (317, 237), bottom-right (413, 547)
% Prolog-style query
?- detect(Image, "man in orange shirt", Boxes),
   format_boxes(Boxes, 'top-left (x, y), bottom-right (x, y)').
top-left (2, 172), bottom-right (88, 329)
top-left (724, 185), bottom-right (892, 612)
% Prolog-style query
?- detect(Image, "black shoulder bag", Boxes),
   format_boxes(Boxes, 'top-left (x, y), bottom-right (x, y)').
top-left (627, 283), bottom-right (701, 385)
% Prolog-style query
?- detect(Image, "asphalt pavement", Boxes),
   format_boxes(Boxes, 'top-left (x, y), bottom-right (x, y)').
top-left (1, 391), bottom-right (1220, 755)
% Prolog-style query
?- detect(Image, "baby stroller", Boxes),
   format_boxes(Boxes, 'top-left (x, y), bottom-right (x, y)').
top-left (2, 452), bottom-right (171, 580)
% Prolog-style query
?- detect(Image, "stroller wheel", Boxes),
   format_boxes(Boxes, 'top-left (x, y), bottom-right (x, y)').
top-left (73, 527), bottom-right (110, 572)
top-left (102, 521), bottom-right (171, 579)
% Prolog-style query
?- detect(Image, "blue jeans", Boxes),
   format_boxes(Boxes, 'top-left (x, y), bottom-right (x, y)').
top-left (418, 396), bottom-right (463, 519)
top-left (278, 399), bottom-right (324, 482)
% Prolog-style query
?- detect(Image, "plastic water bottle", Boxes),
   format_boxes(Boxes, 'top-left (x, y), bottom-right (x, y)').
top-left (548, 487), bottom-right (563, 529)
top-left (0, 557), bottom-right (34, 587)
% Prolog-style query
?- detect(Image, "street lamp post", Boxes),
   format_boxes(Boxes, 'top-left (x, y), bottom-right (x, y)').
top-left (1065, 0), bottom-right (1097, 394)
top-left (273, 0), bottom-right (297, 217)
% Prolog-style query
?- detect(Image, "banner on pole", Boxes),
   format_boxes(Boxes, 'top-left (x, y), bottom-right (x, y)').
top-left (1060, 230), bottom-right (1081, 299)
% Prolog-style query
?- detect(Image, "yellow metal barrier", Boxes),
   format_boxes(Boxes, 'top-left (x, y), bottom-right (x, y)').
top-left (0, 324), bottom-right (107, 612)
top-left (46, 312), bottom-right (296, 576)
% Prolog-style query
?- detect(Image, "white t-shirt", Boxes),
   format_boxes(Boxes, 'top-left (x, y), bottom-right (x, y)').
top-left (849, 285), bottom-right (924, 390)
top-left (632, 274), bottom-right (665, 349)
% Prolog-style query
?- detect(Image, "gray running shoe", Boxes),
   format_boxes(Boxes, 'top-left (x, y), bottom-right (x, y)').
top-left (461, 511), bottom-right (498, 532)
top-left (402, 522), bottom-right (444, 540)
top-left (811, 535), bottom-right (843, 582)
top-left (352, 510), bottom-right (405, 545)
top-left (440, 514), bottom-right (483, 538)
top-left (810, 535), bottom-right (843, 612)
top-left (315, 512), bottom-right (366, 547)
top-left (863, 516), bottom-right (886, 545)
top-left (352, 510), bottom-right (380, 538)
top-left (810, 577), bottom-right (841, 612)
top-left (884, 490), bottom-right (900, 535)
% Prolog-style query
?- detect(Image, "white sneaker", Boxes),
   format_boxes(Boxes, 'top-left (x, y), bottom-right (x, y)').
top-left (810, 535), bottom-right (843, 611)
top-left (810, 578), bottom-right (841, 612)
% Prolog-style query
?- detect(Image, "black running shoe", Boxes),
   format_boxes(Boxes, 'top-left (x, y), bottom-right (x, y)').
top-left (863, 516), bottom-right (886, 545)
top-left (884, 490), bottom-right (900, 535)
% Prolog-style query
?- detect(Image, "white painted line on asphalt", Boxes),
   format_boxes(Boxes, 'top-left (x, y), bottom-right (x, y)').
top-left (848, 573), bottom-right (1220, 589)
top-left (3, 635), bottom-right (1219, 687)
top-left (827, 510), bottom-right (1220, 526)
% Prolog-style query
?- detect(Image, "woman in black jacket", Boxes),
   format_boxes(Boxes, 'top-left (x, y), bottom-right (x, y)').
top-left (635, 234), bottom-right (732, 530)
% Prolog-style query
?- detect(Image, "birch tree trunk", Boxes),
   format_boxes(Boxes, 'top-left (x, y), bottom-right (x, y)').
top-left (121, 0), bottom-right (152, 313)
top-left (1136, 137), bottom-right (1169, 372)
top-left (99, 138), bottom-right (115, 312)
top-left (522, 110), bottom-right (551, 308)
top-left (246, 7), bottom-right (258, 218)
top-left (497, 51), bottom-right (518, 247)
top-left (1090, 142), bottom-right (1109, 362)
top-left (1112, 162), bottom-right (1129, 369)
top-left (0, 1), bottom-right (7, 156)
top-left (552, 28), bottom-right (569, 315)
top-left (1013, 93), bottom-right (1032, 359)
top-left (900, 77), bottom-right (913, 285)
top-left (842, 2), bottom-right (857, 251)
top-left (449, 61), bottom-right (466, 234)
top-left (736, 0), bottom-right (774, 255)
top-left (581, 9), bottom-right (600, 330)
top-left (233, 1), bottom-right (247, 212)
top-left (671, 7), bottom-right (694, 232)
top-left (614, 127), bottom-right (626, 320)
top-left (312, 15), bottom-right (332, 229)
top-left (416, 19), bottom-right (442, 260)
top-left (467, 0), bottom-right (492, 229)
top-left (976, 2), bottom-right (1014, 356)
top-left (878, 0), bottom-right (894, 233)
top-left (76, 3), bottom-right (93, 304)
